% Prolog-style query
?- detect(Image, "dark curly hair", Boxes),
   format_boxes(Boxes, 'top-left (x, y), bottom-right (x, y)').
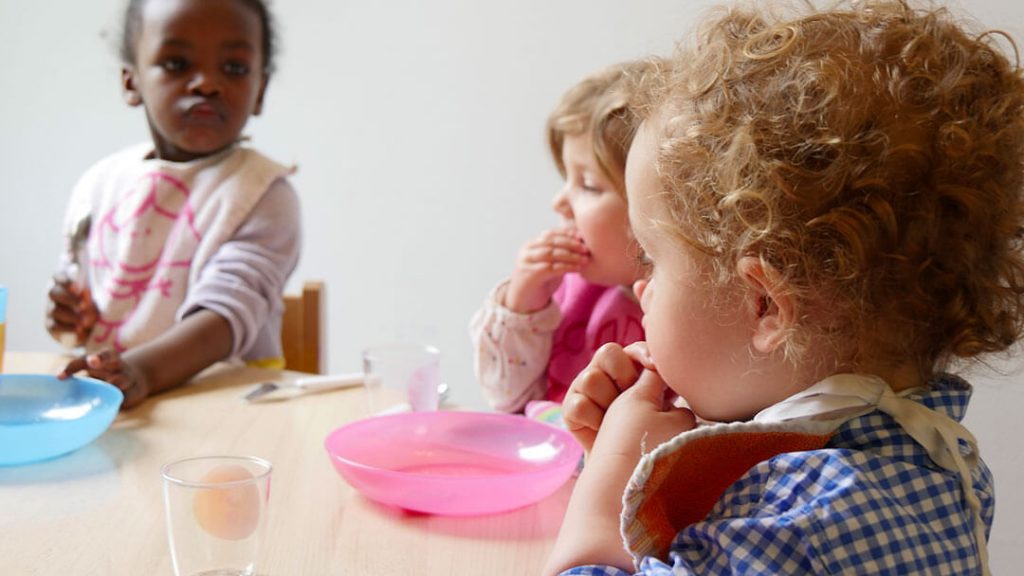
top-left (650, 0), bottom-right (1024, 377)
top-left (120, 0), bottom-right (278, 74)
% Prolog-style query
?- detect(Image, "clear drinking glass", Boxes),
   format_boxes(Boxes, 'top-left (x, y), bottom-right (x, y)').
top-left (161, 455), bottom-right (272, 576)
top-left (362, 343), bottom-right (441, 413)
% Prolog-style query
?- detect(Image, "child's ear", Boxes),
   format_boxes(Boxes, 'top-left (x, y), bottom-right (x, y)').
top-left (252, 73), bottom-right (270, 116)
top-left (736, 256), bottom-right (793, 354)
top-left (121, 66), bottom-right (142, 107)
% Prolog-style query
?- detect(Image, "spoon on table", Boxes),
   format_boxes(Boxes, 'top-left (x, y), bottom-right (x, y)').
top-left (244, 375), bottom-right (452, 405)
top-left (243, 372), bottom-right (364, 402)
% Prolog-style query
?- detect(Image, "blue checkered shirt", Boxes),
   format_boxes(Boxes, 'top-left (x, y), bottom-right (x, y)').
top-left (562, 375), bottom-right (993, 575)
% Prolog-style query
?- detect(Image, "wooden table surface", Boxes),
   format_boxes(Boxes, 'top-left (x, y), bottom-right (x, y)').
top-left (0, 351), bottom-right (571, 575)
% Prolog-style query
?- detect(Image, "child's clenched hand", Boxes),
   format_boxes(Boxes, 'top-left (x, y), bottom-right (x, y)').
top-left (46, 275), bottom-right (98, 346)
top-left (504, 226), bottom-right (590, 313)
top-left (59, 349), bottom-right (150, 410)
top-left (563, 342), bottom-right (641, 452)
top-left (564, 342), bottom-right (695, 457)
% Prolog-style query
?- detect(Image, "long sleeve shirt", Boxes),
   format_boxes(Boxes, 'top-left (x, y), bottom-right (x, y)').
top-left (470, 273), bottom-right (643, 412)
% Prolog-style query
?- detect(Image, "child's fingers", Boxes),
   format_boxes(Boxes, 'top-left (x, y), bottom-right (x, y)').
top-left (57, 355), bottom-right (89, 379)
top-left (513, 240), bottom-right (587, 285)
top-left (539, 228), bottom-right (588, 249)
top-left (623, 342), bottom-right (656, 371)
top-left (83, 370), bottom-right (139, 409)
top-left (562, 390), bottom-right (604, 432)
top-left (526, 229), bottom-right (583, 253)
top-left (47, 305), bottom-right (81, 334)
top-left (86, 350), bottom-right (123, 373)
top-left (47, 278), bottom-right (80, 307)
top-left (598, 370), bottom-right (696, 449)
top-left (527, 230), bottom-right (589, 259)
top-left (47, 279), bottom-right (93, 334)
top-left (80, 287), bottom-right (95, 310)
top-left (568, 425), bottom-right (597, 455)
top-left (569, 366), bottom-right (623, 414)
top-left (57, 351), bottom-right (120, 383)
top-left (561, 390), bottom-right (604, 452)
top-left (75, 351), bottom-right (142, 407)
top-left (561, 344), bottom-right (641, 432)
top-left (562, 345), bottom-right (641, 449)
top-left (524, 243), bottom-right (589, 268)
top-left (590, 343), bottom-right (641, 392)
top-left (78, 295), bottom-right (99, 333)
top-left (627, 369), bottom-right (673, 406)
top-left (624, 370), bottom-right (691, 418)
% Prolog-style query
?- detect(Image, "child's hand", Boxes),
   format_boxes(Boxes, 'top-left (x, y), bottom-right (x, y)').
top-left (59, 349), bottom-right (150, 410)
top-left (564, 342), bottom-right (695, 455)
top-left (563, 342), bottom-right (641, 453)
top-left (504, 227), bottom-right (590, 313)
top-left (590, 366), bottom-right (696, 465)
top-left (547, 344), bottom-right (695, 576)
top-left (46, 275), bottom-right (98, 347)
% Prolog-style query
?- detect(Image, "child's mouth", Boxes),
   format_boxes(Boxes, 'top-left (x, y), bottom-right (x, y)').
top-left (184, 102), bottom-right (223, 120)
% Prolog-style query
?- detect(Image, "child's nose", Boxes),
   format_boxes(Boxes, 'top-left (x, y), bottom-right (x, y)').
top-left (552, 186), bottom-right (573, 220)
top-left (188, 71), bottom-right (221, 96)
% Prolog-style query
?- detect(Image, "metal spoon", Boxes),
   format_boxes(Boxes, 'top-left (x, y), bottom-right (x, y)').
top-left (59, 213), bottom-right (92, 349)
top-left (244, 376), bottom-right (451, 405)
top-left (243, 372), bottom-right (364, 402)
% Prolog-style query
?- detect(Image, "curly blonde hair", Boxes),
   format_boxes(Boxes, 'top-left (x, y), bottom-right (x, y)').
top-left (652, 0), bottom-right (1024, 376)
top-left (548, 58), bottom-right (668, 195)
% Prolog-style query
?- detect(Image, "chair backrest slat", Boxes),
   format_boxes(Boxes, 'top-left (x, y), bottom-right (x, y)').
top-left (281, 280), bottom-right (324, 374)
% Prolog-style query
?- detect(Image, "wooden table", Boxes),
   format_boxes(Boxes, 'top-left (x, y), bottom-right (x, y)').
top-left (0, 352), bottom-right (571, 575)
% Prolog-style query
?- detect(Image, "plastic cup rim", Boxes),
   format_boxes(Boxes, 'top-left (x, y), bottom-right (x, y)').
top-left (361, 343), bottom-right (440, 362)
top-left (160, 454), bottom-right (272, 488)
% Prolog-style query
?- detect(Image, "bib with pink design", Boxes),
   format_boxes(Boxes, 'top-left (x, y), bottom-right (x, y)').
top-left (67, 142), bottom-right (295, 352)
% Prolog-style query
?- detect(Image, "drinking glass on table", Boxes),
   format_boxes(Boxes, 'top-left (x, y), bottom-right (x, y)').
top-left (162, 455), bottom-right (272, 576)
top-left (362, 343), bottom-right (442, 413)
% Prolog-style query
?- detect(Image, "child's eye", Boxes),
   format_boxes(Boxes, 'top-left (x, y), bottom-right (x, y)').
top-left (161, 57), bottom-right (188, 72)
top-left (581, 180), bottom-right (603, 194)
top-left (223, 61), bottom-right (251, 76)
top-left (635, 251), bottom-right (654, 277)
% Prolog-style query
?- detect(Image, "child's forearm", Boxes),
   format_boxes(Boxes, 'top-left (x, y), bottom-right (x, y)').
top-left (470, 281), bottom-right (560, 412)
top-left (544, 453), bottom-right (637, 575)
top-left (124, 309), bottom-right (233, 396)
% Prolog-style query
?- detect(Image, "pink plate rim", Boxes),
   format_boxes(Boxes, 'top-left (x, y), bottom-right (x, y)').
top-left (323, 410), bottom-right (582, 481)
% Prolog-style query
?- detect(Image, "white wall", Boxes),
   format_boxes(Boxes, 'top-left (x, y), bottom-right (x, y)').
top-left (1, 0), bottom-right (1022, 571)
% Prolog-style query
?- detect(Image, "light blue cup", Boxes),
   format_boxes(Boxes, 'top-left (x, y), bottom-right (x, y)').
top-left (0, 374), bottom-right (123, 466)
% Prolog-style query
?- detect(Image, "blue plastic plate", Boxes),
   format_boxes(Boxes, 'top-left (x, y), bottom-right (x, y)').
top-left (0, 374), bottom-right (123, 466)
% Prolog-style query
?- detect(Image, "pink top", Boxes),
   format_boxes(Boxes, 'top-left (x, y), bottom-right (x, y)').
top-left (470, 273), bottom-right (644, 413)
top-left (545, 274), bottom-right (645, 402)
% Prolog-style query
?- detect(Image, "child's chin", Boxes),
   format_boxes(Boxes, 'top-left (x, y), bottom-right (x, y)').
top-left (177, 142), bottom-right (233, 160)
top-left (577, 267), bottom-right (617, 287)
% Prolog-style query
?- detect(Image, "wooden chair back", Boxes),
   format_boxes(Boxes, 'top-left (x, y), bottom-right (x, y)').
top-left (281, 280), bottom-right (324, 374)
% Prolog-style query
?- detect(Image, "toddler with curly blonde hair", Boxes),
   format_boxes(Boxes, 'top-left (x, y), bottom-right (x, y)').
top-left (547, 2), bottom-right (1024, 574)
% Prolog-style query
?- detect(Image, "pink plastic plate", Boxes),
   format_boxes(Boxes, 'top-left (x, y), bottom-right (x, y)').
top-left (324, 410), bottom-right (582, 516)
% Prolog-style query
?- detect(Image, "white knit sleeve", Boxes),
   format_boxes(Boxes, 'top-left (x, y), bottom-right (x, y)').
top-left (469, 280), bottom-right (562, 413)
